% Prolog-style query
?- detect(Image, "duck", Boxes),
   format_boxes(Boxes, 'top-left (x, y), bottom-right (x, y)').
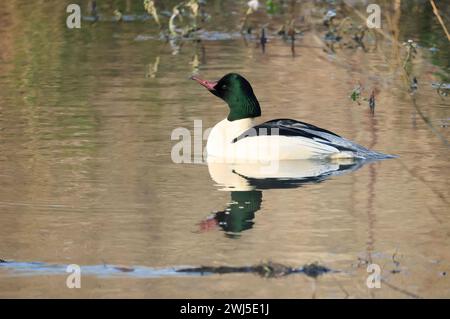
top-left (191, 73), bottom-right (393, 163)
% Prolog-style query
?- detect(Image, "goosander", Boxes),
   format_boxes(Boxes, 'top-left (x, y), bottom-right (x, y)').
top-left (192, 73), bottom-right (392, 162)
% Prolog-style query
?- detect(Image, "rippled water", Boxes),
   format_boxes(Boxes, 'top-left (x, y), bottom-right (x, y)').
top-left (0, 0), bottom-right (449, 298)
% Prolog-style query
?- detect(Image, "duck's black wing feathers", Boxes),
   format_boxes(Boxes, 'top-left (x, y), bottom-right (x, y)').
top-left (232, 119), bottom-right (353, 152)
top-left (232, 119), bottom-right (339, 142)
top-left (232, 118), bottom-right (394, 159)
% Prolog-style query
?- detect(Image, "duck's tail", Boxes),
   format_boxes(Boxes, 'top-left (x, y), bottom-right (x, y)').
top-left (328, 144), bottom-right (397, 161)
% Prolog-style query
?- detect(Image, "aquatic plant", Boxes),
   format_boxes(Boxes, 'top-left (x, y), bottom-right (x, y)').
top-left (169, 4), bottom-right (183, 36)
top-left (143, 0), bottom-right (161, 27)
top-left (402, 39), bottom-right (418, 71)
top-left (113, 9), bottom-right (122, 22)
top-left (350, 83), bottom-right (377, 113)
top-left (143, 0), bottom-right (201, 38)
top-left (350, 84), bottom-right (362, 104)
top-left (265, 0), bottom-right (280, 15)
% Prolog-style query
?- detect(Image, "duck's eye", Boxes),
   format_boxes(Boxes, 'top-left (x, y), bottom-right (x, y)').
top-left (221, 84), bottom-right (227, 90)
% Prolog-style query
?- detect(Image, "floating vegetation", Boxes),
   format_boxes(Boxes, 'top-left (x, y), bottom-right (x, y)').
top-left (350, 83), bottom-right (362, 104)
top-left (350, 83), bottom-right (378, 113)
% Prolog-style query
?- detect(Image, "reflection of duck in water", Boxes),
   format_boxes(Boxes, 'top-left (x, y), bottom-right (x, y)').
top-left (200, 159), bottom-right (367, 237)
top-left (200, 191), bottom-right (262, 238)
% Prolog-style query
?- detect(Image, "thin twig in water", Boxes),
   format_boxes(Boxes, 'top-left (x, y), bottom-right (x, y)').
top-left (407, 91), bottom-right (449, 147)
top-left (260, 28), bottom-right (267, 54)
top-left (397, 159), bottom-right (449, 206)
top-left (330, 275), bottom-right (350, 298)
top-left (369, 90), bottom-right (375, 114)
top-left (381, 279), bottom-right (422, 299)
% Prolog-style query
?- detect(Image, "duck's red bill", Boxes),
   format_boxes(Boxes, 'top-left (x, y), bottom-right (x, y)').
top-left (191, 76), bottom-right (217, 91)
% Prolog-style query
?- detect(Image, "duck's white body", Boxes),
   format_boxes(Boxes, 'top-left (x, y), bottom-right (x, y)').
top-left (206, 117), bottom-right (384, 163)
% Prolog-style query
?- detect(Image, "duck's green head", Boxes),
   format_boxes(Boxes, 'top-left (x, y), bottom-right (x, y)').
top-left (192, 73), bottom-right (261, 121)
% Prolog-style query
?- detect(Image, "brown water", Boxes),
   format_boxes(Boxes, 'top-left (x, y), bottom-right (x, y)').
top-left (0, 0), bottom-right (449, 298)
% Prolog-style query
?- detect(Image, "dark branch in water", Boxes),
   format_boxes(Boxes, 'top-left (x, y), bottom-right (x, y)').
top-left (301, 263), bottom-right (331, 278)
top-left (369, 90), bottom-right (375, 114)
top-left (0, 259), bottom-right (331, 279)
top-left (177, 262), bottom-right (332, 278)
top-left (260, 28), bottom-right (267, 54)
